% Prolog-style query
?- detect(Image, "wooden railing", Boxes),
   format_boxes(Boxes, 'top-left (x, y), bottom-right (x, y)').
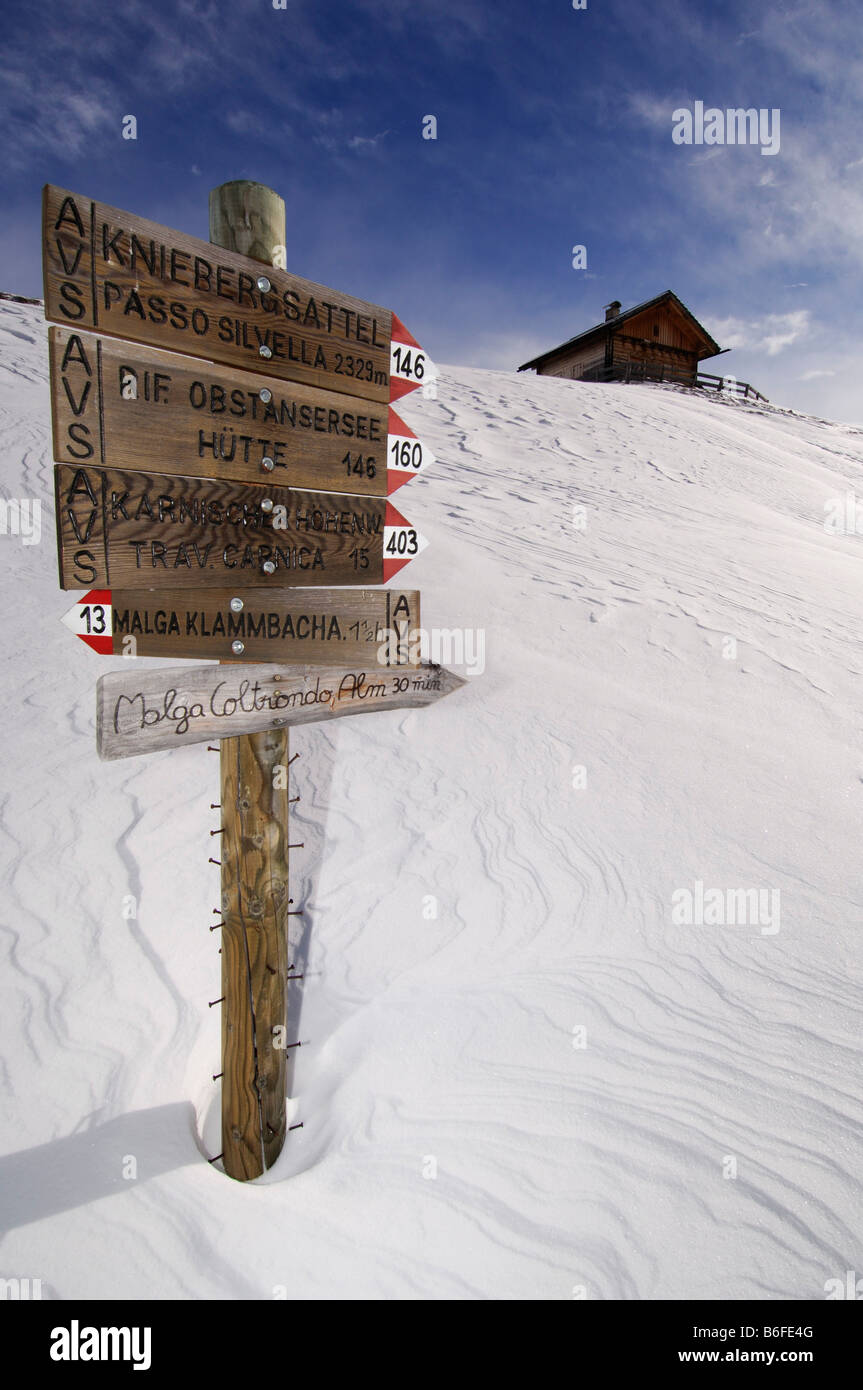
top-left (585, 360), bottom-right (768, 402)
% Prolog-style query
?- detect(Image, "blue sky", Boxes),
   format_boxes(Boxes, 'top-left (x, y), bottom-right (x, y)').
top-left (2, 0), bottom-right (861, 421)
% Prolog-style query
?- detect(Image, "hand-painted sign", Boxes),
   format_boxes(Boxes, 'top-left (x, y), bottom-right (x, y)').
top-left (62, 586), bottom-right (421, 665)
top-left (49, 328), bottom-right (434, 497)
top-left (97, 659), bottom-right (465, 760)
top-left (43, 186), bottom-right (437, 405)
top-left (54, 465), bottom-right (427, 589)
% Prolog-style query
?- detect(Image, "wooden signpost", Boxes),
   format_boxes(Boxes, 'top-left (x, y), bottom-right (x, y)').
top-left (96, 660), bottom-right (463, 761)
top-left (49, 329), bottom-right (433, 496)
top-left (45, 177), bottom-right (463, 1183)
top-left (54, 463), bottom-right (426, 590)
top-left (62, 587), bottom-right (421, 664)
top-left (42, 185), bottom-right (433, 403)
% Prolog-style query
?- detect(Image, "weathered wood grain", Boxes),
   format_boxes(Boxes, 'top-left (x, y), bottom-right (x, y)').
top-left (96, 660), bottom-right (466, 761)
top-left (212, 179), bottom-right (290, 1184)
top-left (220, 726), bottom-right (290, 1181)
top-left (49, 327), bottom-right (394, 497)
top-left (42, 185), bottom-right (392, 403)
top-left (54, 463), bottom-right (387, 590)
top-left (107, 586), bottom-right (420, 664)
top-left (209, 181), bottom-right (287, 266)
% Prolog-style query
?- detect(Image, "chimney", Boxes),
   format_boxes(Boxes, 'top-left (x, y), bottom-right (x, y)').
top-left (605, 300), bottom-right (622, 322)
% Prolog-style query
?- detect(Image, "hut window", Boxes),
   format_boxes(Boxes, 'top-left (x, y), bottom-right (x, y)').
top-left (653, 324), bottom-right (659, 336)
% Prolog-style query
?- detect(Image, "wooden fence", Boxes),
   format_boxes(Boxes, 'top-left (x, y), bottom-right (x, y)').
top-left (584, 360), bottom-right (768, 402)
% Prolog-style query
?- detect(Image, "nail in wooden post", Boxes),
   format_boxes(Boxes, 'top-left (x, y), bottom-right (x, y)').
top-left (211, 180), bottom-right (290, 1181)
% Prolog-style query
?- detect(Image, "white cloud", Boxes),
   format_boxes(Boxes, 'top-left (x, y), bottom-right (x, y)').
top-left (346, 131), bottom-right (391, 152)
top-left (0, 68), bottom-right (116, 167)
top-left (706, 311), bottom-right (811, 356)
top-left (225, 109), bottom-right (272, 138)
top-left (625, 93), bottom-right (675, 128)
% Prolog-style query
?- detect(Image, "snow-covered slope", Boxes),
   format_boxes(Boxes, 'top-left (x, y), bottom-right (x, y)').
top-left (1, 298), bottom-right (861, 1300)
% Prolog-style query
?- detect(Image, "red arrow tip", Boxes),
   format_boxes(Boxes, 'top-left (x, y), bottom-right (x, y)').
top-left (383, 557), bottom-right (413, 582)
top-left (385, 502), bottom-right (411, 529)
top-left (390, 376), bottom-right (421, 403)
top-left (387, 406), bottom-right (413, 437)
top-left (391, 313), bottom-right (423, 349)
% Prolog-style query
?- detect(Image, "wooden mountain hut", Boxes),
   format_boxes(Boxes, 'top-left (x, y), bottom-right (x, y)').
top-left (518, 290), bottom-right (724, 387)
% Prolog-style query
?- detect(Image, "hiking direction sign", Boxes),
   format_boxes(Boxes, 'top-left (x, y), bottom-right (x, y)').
top-left (43, 179), bottom-right (456, 722)
top-left (54, 464), bottom-right (428, 591)
top-left (96, 658), bottom-right (465, 761)
top-left (43, 185), bottom-right (437, 405)
top-left (61, 586), bottom-right (422, 665)
top-left (49, 328), bottom-right (435, 498)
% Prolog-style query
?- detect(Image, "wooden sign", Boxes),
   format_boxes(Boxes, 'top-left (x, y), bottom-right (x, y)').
top-left (49, 328), bottom-right (434, 497)
top-left (54, 464), bottom-right (428, 589)
top-left (61, 586), bottom-right (421, 665)
top-left (97, 659), bottom-right (465, 760)
top-left (43, 186), bottom-right (436, 405)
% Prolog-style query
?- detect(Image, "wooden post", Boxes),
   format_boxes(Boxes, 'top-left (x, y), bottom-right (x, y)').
top-left (209, 180), bottom-right (287, 265)
top-left (210, 181), bottom-right (291, 1181)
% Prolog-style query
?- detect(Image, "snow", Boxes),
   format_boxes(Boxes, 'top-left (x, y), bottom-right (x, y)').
top-left (1, 298), bottom-right (861, 1299)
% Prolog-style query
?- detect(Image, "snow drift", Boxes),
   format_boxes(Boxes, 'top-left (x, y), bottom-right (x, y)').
top-left (1, 297), bottom-right (861, 1300)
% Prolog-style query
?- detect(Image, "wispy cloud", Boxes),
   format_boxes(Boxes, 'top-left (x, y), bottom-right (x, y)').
top-left (224, 109), bottom-right (290, 141)
top-left (707, 310), bottom-right (811, 356)
top-left (0, 68), bottom-right (117, 168)
top-left (625, 93), bottom-right (674, 128)
top-left (346, 131), bottom-right (391, 152)
top-left (3, 0), bottom-right (863, 427)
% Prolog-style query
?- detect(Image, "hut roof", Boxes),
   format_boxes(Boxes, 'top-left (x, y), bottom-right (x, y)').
top-left (518, 291), bottom-right (723, 371)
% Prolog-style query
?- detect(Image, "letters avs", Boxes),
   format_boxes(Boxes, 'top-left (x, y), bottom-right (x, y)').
top-left (49, 328), bottom-right (435, 498)
top-left (54, 464), bottom-right (426, 589)
top-left (42, 186), bottom-right (436, 404)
